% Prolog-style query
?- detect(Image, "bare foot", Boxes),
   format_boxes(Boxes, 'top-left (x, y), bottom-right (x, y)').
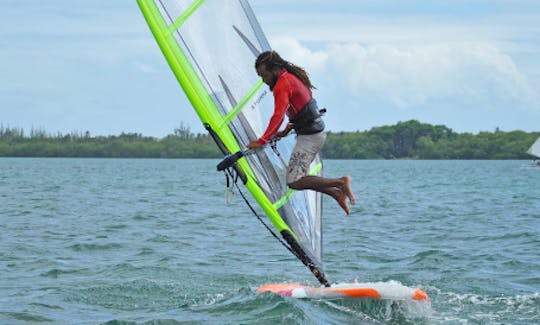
top-left (341, 176), bottom-right (356, 205)
top-left (336, 189), bottom-right (350, 216)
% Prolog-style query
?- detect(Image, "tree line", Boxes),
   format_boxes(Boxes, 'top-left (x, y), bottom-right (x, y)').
top-left (0, 120), bottom-right (538, 159)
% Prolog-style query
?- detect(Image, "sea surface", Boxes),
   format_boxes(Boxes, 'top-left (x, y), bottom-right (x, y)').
top-left (0, 158), bottom-right (538, 325)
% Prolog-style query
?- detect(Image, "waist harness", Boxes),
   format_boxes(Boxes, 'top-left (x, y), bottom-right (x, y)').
top-left (289, 99), bottom-right (325, 135)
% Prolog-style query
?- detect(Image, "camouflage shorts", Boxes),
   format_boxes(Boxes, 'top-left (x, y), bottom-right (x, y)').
top-left (286, 132), bottom-right (326, 184)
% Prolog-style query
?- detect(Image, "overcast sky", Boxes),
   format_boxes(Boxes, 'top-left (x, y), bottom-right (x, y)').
top-left (1, 0), bottom-right (539, 137)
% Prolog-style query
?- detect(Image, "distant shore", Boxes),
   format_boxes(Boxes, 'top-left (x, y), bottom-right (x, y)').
top-left (1, 120), bottom-right (538, 159)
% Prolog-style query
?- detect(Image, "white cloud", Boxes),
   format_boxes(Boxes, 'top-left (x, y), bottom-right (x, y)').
top-left (272, 38), bottom-right (539, 113)
top-left (271, 37), bottom-right (328, 70)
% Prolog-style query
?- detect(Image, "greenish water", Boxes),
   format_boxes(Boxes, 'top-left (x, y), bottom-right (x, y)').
top-left (1, 158), bottom-right (538, 324)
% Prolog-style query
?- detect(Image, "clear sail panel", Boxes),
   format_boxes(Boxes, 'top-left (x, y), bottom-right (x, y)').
top-left (150, 0), bottom-right (324, 265)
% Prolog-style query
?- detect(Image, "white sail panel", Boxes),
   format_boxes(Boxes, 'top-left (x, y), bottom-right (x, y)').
top-left (526, 136), bottom-right (540, 158)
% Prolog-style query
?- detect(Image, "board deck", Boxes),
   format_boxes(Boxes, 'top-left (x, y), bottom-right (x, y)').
top-left (257, 282), bottom-right (429, 300)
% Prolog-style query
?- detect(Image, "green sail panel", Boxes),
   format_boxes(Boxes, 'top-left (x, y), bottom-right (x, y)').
top-left (137, 0), bottom-right (326, 284)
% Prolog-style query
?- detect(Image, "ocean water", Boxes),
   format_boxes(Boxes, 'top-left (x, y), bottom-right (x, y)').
top-left (0, 158), bottom-right (538, 325)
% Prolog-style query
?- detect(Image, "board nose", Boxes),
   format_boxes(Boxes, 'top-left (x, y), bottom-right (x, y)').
top-left (412, 289), bottom-right (429, 301)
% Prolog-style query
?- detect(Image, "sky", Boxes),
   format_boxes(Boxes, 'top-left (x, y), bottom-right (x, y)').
top-left (1, 0), bottom-right (539, 137)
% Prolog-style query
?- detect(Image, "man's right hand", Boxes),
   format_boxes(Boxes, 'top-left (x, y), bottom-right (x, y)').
top-left (275, 126), bottom-right (292, 138)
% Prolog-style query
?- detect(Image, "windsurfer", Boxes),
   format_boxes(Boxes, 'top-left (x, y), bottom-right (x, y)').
top-left (248, 51), bottom-right (356, 215)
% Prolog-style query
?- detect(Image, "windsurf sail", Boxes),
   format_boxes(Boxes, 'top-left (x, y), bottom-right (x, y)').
top-left (526, 136), bottom-right (540, 159)
top-left (137, 0), bottom-right (328, 286)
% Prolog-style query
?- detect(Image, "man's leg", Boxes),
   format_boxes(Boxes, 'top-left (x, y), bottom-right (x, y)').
top-left (289, 175), bottom-right (356, 205)
top-left (288, 175), bottom-right (352, 215)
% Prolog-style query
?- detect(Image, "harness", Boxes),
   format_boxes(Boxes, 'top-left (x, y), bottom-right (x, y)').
top-left (289, 99), bottom-right (326, 135)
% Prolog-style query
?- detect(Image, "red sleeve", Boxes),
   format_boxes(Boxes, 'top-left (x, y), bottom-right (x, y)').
top-left (258, 80), bottom-right (290, 145)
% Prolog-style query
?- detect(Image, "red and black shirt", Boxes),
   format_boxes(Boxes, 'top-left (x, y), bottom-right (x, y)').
top-left (257, 70), bottom-right (312, 145)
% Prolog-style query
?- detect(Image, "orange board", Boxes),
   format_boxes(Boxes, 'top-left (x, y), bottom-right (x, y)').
top-left (257, 282), bottom-right (429, 301)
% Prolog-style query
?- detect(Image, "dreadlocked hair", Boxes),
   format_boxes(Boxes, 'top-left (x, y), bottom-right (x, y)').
top-left (255, 51), bottom-right (315, 89)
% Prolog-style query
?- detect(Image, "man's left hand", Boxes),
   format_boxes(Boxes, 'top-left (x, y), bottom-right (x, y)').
top-left (248, 140), bottom-right (263, 149)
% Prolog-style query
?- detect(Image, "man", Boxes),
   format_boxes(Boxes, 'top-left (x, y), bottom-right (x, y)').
top-left (248, 51), bottom-right (356, 215)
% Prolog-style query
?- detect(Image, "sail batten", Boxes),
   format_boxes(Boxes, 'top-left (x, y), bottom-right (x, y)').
top-left (219, 80), bottom-right (264, 129)
top-left (138, 0), bottom-right (328, 286)
top-left (167, 0), bottom-right (205, 34)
